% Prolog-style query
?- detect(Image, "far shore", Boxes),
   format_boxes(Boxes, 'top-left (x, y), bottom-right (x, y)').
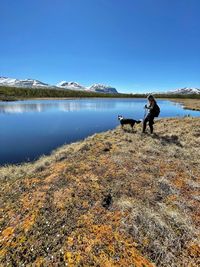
top-left (170, 98), bottom-right (200, 111)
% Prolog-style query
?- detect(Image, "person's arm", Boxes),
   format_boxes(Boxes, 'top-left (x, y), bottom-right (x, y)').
top-left (145, 103), bottom-right (154, 110)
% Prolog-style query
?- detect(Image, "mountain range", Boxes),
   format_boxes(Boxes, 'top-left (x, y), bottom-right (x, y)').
top-left (164, 87), bottom-right (200, 95)
top-left (150, 87), bottom-right (200, 95)
top-left (0, 76), bottom-right (200, 95)
top-left (0, 77), bottom-right (118, 94)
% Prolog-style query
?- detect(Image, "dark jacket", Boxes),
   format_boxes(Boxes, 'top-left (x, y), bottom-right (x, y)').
top-left (146, 101), bottom-right (160, 117)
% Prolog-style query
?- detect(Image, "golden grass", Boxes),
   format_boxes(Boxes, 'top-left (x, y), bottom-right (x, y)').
top-left (172, 99), bottom-right (200, 111)
top-left (0, 118), bottom-right (200, 266)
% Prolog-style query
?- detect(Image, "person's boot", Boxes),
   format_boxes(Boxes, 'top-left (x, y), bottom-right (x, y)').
top-left (149, 125), bottom-right (153, 134)
top-left (142, 122), bottom-right (146, 133)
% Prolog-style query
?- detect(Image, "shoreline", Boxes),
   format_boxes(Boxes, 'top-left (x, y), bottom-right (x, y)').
top-left (170, 98), bottom-right (200, 111)
top-left (0, 117), bottom-right (199, 266)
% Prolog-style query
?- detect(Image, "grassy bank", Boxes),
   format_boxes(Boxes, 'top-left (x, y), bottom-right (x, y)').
top-left (0, 118), bottom-right (200, 266)
top-left (172, 99), bottom-right (200, 111)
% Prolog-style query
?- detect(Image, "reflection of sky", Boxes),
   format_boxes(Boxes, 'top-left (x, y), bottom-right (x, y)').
top-left (0, 100), bottom-right (118, 114)
top-left (0, 99), bottom-right (199, 165)
top-left (0, 99), bottom-right (200, 117)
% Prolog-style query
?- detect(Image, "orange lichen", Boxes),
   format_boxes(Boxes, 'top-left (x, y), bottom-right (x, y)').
top-left (0, 117), bottom-right (199, 266)
top-left (23, 177), bottom-right (41, 187)
top-left (33, 256), bottom-right (45, 267)
top-left (64, 209), bottom-right (154, 267)
top-left (1, 227), bottom-right (14, 239)
top-left (0, 249), bottom-right (7, 259)
top-left (20, 190), bottom-right (46, 211)
top-left (22, 213), bottom-right (37, 232)
top-left (53, 188), bottom-right (72, 209)
top-left (188, 244), bottom-right (200, 258)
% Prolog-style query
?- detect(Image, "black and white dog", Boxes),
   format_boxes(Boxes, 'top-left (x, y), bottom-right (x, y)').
top-left (118, 115), bottom-right (141, 130)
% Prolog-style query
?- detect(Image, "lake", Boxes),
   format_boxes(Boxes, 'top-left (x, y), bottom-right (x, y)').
top-left (0, 98), bottom-right (199, 165)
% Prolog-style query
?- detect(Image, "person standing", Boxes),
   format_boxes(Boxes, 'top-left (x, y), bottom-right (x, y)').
top-left (142, 95), bottom-right (160, 134)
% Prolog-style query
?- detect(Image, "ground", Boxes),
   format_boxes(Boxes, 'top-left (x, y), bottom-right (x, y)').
top-left (0, 118), bottom-right (200, 266)
top-left (172, 99), bottom-right (200, 111)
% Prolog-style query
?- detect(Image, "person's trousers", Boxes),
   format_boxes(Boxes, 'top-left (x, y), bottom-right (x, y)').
top-left (143, 114), bottom-right (155, 133)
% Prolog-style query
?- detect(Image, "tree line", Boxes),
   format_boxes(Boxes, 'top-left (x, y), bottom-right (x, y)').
top-left (0, 86), bottom-right (199, 101)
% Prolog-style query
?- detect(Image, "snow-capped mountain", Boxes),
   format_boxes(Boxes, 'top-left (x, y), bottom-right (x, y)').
top-left (57, 81), bottom-right (85, 91)
top-left (0, 77), bottom-right (52, 88)
top-left (150, 87), bottom-right (200, 95)
top-left (89, 84), bottom-right (118, 94)
top-left (0, 76), bottom-right (119, 94)
top-left (58, 82), bottom-right (119, 94)
top-left (166, 87), bottom-right (200, 95)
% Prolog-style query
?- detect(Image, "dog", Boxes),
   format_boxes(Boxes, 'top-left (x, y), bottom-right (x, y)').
top-left (118, 115), bottom-right (141, 130)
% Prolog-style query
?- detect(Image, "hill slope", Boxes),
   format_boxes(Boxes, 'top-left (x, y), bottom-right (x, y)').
top-left (0, 118), bottom-right (199, 266)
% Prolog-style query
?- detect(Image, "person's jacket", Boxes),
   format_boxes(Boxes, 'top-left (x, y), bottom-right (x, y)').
top-left (146, 101), bottom-right (160, 117)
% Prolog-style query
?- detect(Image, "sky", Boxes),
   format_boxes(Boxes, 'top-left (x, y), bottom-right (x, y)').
top-left (0, 0), bottom-right (200, 93)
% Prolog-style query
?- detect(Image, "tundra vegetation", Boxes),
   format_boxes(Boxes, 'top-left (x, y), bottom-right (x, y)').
top-left (0, 85), bottom-right (200, 101)
top-left (0, 118), bottom-right (200, 266)
top-left (171, 99), bottom-right (200, 111)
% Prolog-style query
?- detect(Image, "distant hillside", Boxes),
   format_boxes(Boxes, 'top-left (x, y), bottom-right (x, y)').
top-left (57, 81), bottom-right (86, 91)
top-left (88, 84), bottom-right (118, 94)
top-left (0, 77), bottom-right (53, 89)
top-left (0, 77), bottom-right (200, 100)
top-left (167, 87), bottom-right (200, 95)
top-left (0, 85), bottom-right (137, 101)
top-left (151, 87), bottom-right (200, 95)
top-left (1, 86), bottom-right (200, 101)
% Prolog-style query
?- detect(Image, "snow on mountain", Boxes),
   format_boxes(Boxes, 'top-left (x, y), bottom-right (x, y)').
top-left (166, 87), bottom-right (200, 95)
top-left (0, 77), bottom-right (52, 88)
top-left (57, 81), bottom-right (85, 91)
top-left (150, 87), bottom-right (200, 95)
top-left (0, 76), bottom-right (119, 94)
top-left (57, 82), bottom-right (119, 94)
top-left (89, 84), bottom-right (118, 94)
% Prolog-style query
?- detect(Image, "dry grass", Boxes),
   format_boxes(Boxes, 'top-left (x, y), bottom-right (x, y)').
top-left (0, 118), bottom-right (200, 266)
top-left (172, 99), bottom-right (200, 111)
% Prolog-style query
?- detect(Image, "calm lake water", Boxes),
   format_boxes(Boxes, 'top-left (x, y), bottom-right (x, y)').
top-left (0, 98), bottom-right (200, 165)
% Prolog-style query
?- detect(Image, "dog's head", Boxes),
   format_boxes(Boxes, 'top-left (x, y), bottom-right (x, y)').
top-left (118, 115), bottom-right (123, 121)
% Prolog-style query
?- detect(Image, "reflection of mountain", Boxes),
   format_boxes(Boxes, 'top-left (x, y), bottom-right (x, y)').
top-left (0, 103), bottom-right (52, 114)
top-left (58, 101), bottom-right (117, 112)
top-left (0, 100), bottom-right (118, 114)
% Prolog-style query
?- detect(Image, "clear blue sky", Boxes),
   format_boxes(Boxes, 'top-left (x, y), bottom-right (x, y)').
top-left (1, 0), bottom-right (200, 93)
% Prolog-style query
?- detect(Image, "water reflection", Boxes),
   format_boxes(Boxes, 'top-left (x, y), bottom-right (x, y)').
top-left (0, 100), bottom-right (122, 114)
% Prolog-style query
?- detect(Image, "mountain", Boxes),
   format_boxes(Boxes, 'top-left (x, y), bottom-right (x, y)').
top-left (166, 87), bottom-right (200, 95)
top-left (0, 76), bottom-right (119, 94)
top-left (0, 77), bottom-right (52, 88)
top-left (58, 82), bottom-right (119, 94)
top-left (89, 84), bottom-right (118, 94)
top-left (151, 87), bottom-right (200, 95)
top-left (57, 81), bottom-right (85, 91)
